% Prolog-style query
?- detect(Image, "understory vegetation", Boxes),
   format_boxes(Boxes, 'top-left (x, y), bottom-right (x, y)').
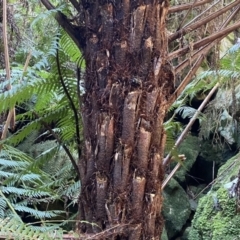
top-left (0, 1), bottom-right (84, 236)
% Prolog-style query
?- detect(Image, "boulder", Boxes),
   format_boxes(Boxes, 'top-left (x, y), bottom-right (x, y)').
top-left (171, 135), bottom-right (200, 184)
top-left (162, 178), bottom-right (191, 239)
top-left (161, 227), bottom-right (169, 240)
top-left (188, 152), bottom-right (240, 240)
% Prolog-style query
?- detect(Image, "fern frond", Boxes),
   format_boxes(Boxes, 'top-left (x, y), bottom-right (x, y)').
top-left (61, 180), bottom-right (81, 201)
top-left (0, 217), bottom-right (58, 240)
top-left (1, 187), bottom-right (49, 198)
top-left (0, 197), bottom-right (6, 218)
top-left (13, 204), bottom-right (63, 219)
top-left (60, 30), bottom-right (84, 66)
top-left (0, 158), bottom-right (27, 168)
top-left (175, 106), bottom-right (205, 120)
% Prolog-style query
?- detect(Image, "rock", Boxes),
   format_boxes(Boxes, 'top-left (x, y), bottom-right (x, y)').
top-left (188, 152), bottom-right (240, 240)
top-left (190, 139), bottom-right (235, 185)
top-left (181, 227), bottom-right (191, 240)
top-left (199, 87), bottom-right (240, 148)
top-left (218, 109), bottom-right (237, 145)
top-left (171, 135), bottom-right (200, 184)
top-left (161, 227), bottom-right (168, 240)
top-left (162, 178), bottom-right (191, 239)
top-left (199, 139), bottom-right (235, 166)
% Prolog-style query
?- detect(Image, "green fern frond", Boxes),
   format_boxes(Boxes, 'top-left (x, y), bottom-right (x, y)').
top-left (0, 18), bottom-right (82, 226)
top-left (0, 197), bottom-right (6, 218)
top-left (175, 106), bottom-right (205, 120)
top-left (168, 97), bottom-right (188, 112)
top-left (60, 30), bottom-right (84, 66)
top-left (227, 42), bottom-right (240, 54)
top-left (13, 204), bottom-right (63, 219)
top-left (0, 159), bottom-right (28, 168)
top-left (6, 121), bottom-right (42, 146)
top-left (0, 217), bottom-right (59, 240)
top-left (61, 180), bottom-right (81, 201)
top-left (1, 187), bottom-right (49, 198)
top-left (164, 120), bottom-right (183, 155)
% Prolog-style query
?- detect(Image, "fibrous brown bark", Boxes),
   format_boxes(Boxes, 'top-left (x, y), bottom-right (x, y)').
top-left (79, 1), bottom-right (173, 239)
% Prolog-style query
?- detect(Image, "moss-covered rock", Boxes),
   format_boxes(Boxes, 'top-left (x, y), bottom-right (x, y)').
top-left (188, 153), bottom-right (240, 240)
top-left (172, 135), bottom-right (200, 183)
top-left (182, 227), bottom-right (191, 240)
top-left (161, 227), bottom-right (169, 240)
top-left (162, 178), bottom-right (191, 239)
top-left (199, 140), bottom-right (227, 164)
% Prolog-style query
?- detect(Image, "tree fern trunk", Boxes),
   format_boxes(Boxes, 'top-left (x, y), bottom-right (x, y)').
top-left (80, 1), bottom-right (174, 238)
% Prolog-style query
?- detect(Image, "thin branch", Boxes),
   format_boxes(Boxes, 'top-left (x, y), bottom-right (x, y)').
top-left (1, 111), bottom-right (14, 140)
top-left (1, 0), bottom-right (15, 139)
top-left (20, 52), bottom-right (32, 82)
top-left (168, 21), bottom-right (240, 60)
top-left (168, 0), bottom-right (211, 14)
top-left (168, 0), bottom-right (240, 43)
top-left (183, 0), bottom-right (220, 29)
top-left (2, 0), bottom-right (10, 83)
top-left (163, 82), bottom-right (220, 168)
top-left (1, 51), bottom-right (32, 141)
top-left (176, 0), bottom-right (198, 32)
top-left (175, 5), bottom-right (240, 73)
top-left (162, 155), bottom-right (186, 190)
top-left (40, 0), bottom-right (85, 51)
top-left (169, 55), bottom-right (205, 106)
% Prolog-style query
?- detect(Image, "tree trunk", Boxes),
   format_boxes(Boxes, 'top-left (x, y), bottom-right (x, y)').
top-left (79, 1), bottom-right (174, 239)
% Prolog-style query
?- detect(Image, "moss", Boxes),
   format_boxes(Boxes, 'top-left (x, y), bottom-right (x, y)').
top-left (172, 135), bottom-right (200, 183)
top-left (161, 227), bottom-right (168, 240)
top-left (199, 141), bottom-right (224, 164)
top-left (217, 153), bottom-right (240, 183)
top-left (162, 178), bottom-right (191, 239)
top-left (189, 187), bottom-right (240, 240)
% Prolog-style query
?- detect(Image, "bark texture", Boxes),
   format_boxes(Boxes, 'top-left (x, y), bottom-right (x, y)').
top-left (79, 1), bottom-right (174, 239)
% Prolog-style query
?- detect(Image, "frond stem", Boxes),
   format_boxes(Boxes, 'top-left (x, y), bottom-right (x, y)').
top-left (40, 0), bottom-right (85, 50)
top-left (1, 0), bottom-right (15, 139)
top-left (175, 4), bottom-right (240, 73)
top-left (56, 46), bottom-right (82, 178)
top-left (168, 20), bottom-right (240, 60)
top-left (169, 0), bottom-right (240, 43)
top-left (69, 0), bottom-right (80, 11)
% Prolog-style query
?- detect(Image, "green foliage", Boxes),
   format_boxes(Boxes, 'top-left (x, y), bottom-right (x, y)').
top-left (0, 143), bottom-right (80, 223)
top-left (198, 43), bottom-right (240, 143)
top-left (0, 217), bottom-right (63, 240)
top-left (169, 43), bottom-right (240, 147)
top-left (0, 1), bottom-right (84, 231)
